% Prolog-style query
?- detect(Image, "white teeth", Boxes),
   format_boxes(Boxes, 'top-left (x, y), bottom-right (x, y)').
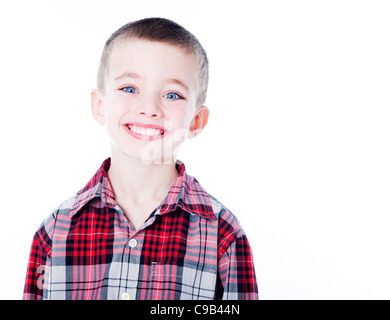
top-left (129, 125), bottom-right (162, 136)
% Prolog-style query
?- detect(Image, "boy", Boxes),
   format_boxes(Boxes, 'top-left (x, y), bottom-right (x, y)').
top-left (23, 17), bottom-right (258, 300)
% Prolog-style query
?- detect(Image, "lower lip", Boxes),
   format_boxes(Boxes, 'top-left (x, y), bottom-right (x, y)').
top-left (124, 125), bottom-right (164, 141)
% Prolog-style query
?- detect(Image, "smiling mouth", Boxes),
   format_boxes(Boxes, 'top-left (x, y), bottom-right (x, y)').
top-left (128, 124), bottom-right (164, 136)
top-left (125, 123), bottom-right (165, 140)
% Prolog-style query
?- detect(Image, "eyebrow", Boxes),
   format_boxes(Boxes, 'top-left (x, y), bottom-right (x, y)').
top-left (165, 78), bottom-right (189, 92)
top-left (114, 71), bottom-right (189, 92)
top-left (114, 72), bottom-right (142, 81)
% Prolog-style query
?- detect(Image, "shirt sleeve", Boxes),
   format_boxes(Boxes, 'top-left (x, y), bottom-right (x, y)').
top-left (217, 234), bottom-right (259, 300)
top-left (23, 216), bottom-right (53, 300)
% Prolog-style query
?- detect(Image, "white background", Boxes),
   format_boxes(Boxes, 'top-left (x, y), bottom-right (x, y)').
top-left (0, 0), bottom-right (389, 300)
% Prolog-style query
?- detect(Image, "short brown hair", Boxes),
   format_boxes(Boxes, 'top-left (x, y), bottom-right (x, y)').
top-left (97, 17), bottom-right (209, 107)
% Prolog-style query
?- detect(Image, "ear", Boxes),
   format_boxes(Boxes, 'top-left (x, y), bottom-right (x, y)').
top-left (188, 106), bottom-right (210, 139)
top-left (91, 89), bottom-right (106, 125)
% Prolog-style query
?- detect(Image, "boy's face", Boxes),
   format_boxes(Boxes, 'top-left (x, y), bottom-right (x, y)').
top-left (91, 39), bottom-right (209, 164)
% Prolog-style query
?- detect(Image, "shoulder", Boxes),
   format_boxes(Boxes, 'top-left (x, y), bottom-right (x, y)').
top-left (49, 191), bottom-right (80, 221)
top-left (185, 171), bottom-right (245, 243)
top-left (205, 192), bottom-right (248, 256)
top-left (29, 191), bottom-right (77, 256)
top-left (208, 193), bottom-right (244, 237)
top-left (36, 191), bottom-right (80, 241)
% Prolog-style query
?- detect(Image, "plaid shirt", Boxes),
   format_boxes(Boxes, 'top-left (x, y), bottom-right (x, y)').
top-left (23, 158), bottom-right (258, 300)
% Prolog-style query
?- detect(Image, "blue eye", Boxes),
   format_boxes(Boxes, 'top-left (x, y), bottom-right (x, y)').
top-left (164, 92), bottom-right (182, 100)
top-left (122, 86), bottom-right (137, 94)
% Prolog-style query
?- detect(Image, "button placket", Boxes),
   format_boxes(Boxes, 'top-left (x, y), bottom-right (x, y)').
top-left (121, 292), bottom-right (130, 300)
top-left (128, 238), bottom-right (137, 248)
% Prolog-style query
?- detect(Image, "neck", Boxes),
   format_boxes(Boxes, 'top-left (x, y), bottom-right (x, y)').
top-left (107, 149), bottom-right (179, 205)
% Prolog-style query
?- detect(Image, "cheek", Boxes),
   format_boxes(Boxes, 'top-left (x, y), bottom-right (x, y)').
top-left (169, 118), bottom-right (192, 147)
top-left (168, 117), bottom-right (190, 142)
top-left (170, 104), bottom-right (196, 128)
top-left (104, 98), bottom-right (128, 124)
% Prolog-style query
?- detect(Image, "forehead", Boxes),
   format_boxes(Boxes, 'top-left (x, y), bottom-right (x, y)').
top-left (107, 39), bottom-right (199, 86)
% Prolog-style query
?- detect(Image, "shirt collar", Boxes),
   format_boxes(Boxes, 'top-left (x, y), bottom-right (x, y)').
top-left (70, 158), bottom-right (115, 218)
top-left (158, 160), bottom-right (216, 220)
top-left (70, 158), bottom-right (216, 220)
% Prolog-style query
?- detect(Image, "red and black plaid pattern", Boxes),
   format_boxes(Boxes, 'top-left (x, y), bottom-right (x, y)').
top-left (23, 158), bottom-right (258, 300)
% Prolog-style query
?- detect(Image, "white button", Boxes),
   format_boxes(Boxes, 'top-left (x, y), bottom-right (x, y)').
top-left (128, 238), bottom-right (137, 248)
top-left (121, 292), bottom-right (130, 300)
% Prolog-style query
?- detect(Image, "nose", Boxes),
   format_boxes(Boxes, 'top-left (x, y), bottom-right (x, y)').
top-left (136, 94), bottom-right (163, 118)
